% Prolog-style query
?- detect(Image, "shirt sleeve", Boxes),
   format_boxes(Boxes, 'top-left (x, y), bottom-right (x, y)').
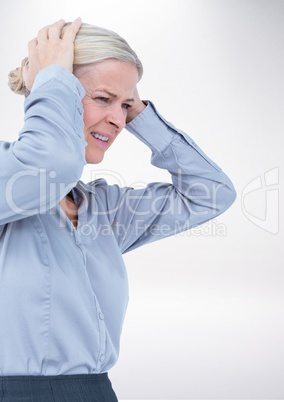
top-left (0, 64), bottom-right (87, 226)
top-left (93, 101), bottom-right (237, 254)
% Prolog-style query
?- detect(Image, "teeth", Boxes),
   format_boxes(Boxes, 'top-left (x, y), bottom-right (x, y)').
top-left (91, 132), bottom-right (109, 142)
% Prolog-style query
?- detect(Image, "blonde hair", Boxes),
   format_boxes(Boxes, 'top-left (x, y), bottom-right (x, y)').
top-left (8, 22), bottom-right (143, 96)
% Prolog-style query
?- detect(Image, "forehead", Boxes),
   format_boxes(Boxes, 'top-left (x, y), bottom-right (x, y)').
top-left (77, 60), bottom-right (139, 94)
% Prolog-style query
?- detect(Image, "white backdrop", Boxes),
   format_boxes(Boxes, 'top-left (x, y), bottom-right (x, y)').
top-left (0, 0), bottom-right (283, 400)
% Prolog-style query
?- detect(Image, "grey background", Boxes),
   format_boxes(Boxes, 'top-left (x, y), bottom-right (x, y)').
top-left (0, 0), bottom-right (283, 400)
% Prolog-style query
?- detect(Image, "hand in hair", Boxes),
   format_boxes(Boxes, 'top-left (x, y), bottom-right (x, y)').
top-left (22, 18), bottom-right (82, 91)
top-left (126, 87), bottom-right (147, 124)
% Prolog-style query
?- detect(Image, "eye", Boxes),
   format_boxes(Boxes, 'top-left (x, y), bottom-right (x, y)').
top-left (84, 94), bottom-right (110, 105)
top-left (96, 97), bottom-right (110, 104)
top-left (122, 103), bottom-right (132, 110)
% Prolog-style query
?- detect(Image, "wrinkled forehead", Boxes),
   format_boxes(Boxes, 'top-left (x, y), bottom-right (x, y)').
top-left (75, 60), bottom-right (139, 97)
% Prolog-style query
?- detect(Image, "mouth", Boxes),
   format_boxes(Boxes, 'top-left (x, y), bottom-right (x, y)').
top-left (90, 132), bottom-right (113, 147)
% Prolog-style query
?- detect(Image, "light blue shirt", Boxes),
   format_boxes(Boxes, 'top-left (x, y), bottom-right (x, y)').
top-left (0, 65), bottom-right (236, 375)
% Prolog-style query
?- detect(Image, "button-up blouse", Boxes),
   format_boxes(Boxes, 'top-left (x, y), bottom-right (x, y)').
top-left (0, 65), bottom-right (236, 375)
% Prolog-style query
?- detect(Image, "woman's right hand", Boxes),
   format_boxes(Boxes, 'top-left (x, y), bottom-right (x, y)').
top-left (22, 18), bottom-right (82, 91)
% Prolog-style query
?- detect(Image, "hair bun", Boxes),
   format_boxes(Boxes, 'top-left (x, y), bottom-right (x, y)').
top-left (8, 57), bottom-right (29, 96)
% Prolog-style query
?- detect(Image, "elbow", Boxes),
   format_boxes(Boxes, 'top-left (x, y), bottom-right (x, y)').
top-left (42, 136), bottom-right (86, 185)
top-left (214, 180), bottom-right (237, 215)
top-left (51, 154), bottom-right (85, 188)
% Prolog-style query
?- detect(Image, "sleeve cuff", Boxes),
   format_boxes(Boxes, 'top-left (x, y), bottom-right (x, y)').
top-left (126, 100), bottom-right (223, 171)
top-left (126, 101), bottom-right (176, 153)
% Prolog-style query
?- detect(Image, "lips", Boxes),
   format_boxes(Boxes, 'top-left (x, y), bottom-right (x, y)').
top-left (91, 132), bottom-right (109, 142)
top-left (90, 132), bottom-right (114, 147)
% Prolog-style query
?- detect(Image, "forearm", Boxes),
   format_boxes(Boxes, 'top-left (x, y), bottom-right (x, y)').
top-left (126, 101), bottom-right (236, 217)
top-left (0, 65), bottom-right (86, 225)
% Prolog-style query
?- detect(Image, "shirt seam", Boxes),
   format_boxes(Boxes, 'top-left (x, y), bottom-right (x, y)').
top-left (28, 216), bottom-right (52, 374)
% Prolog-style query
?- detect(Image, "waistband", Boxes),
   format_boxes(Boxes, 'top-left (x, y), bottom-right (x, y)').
top-left (0, 373), bottom-right (108, 381)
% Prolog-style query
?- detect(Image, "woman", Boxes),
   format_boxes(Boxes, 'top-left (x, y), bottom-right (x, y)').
top-left (0, 18), bottom-right (236, 401)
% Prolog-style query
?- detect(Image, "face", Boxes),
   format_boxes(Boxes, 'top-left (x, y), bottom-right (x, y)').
top-left (76, 60), bottom-right (139, 164)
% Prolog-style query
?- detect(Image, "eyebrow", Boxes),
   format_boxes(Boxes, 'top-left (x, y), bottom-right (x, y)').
top-left (96, 89), bottom-right (135, 103)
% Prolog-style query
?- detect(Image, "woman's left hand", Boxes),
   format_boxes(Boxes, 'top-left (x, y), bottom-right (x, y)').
top-left (126, 87), bottom-right (146, 123)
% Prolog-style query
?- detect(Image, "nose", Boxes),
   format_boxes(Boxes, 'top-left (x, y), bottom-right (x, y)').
top-left (106, 104), bottom-right (126, 131)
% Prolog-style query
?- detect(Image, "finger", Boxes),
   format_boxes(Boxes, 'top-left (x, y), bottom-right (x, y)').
top-left (22, 63), bottom-right (34, 91)
top-left (28, 37), bottom-right (38, 49)
top-left (22, 65), bottom-right (29, 86)
top-left (48, 19), bottom-right (66, 40)
top-left (37, 19), bottom-right (65, 41)
top-left (62, 17), bottom-right (82, 42)
top-left (28, 38), bottom-right (38, 58)
top-left (37, 25), bottom-right (50, 41)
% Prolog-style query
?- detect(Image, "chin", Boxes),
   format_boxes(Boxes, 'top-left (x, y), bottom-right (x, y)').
top-left (86, 158), bottom-right (104, 165)
top-left (85, 152), bottom-right (105, 165)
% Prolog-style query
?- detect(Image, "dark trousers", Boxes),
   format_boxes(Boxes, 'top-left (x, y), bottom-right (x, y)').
top-left (0, 373), bottom-right (118, 402)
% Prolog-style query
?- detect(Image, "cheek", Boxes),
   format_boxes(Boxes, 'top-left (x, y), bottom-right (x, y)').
top-left (83, 109), bottom-right (94, 128)
top-left (82, 104), bottom-right (102, 128)
top-left (84, 132), bottom-right (92, 145)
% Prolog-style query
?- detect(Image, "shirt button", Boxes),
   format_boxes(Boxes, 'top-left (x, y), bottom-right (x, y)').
top-left (99, 354), bottom-right (105, 362)
top-left (99, 312), bottom-right (104, 320)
